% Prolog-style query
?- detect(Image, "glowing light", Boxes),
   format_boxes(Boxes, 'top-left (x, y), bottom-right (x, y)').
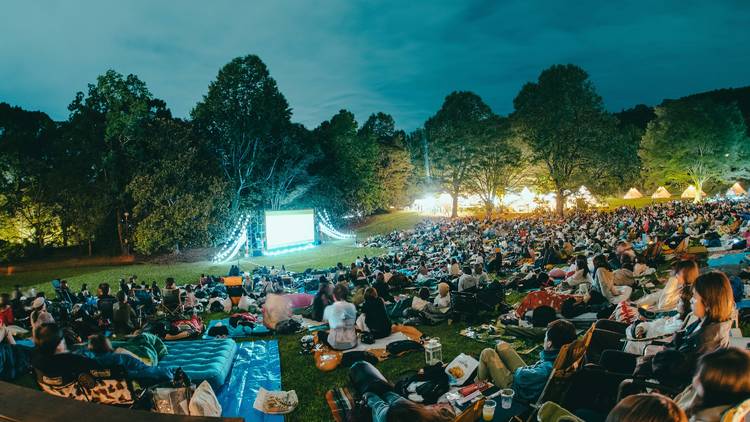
top-left (318, 210), bottom-right (355, 240)
top-left (212, 213), bottom-right (251, 263)
top-left (263, 243), bottom-right (316, 256)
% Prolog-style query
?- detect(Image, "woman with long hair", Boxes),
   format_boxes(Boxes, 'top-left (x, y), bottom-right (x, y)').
top-left (637, 260), bottom-right (699, 313)
top-left (683, 347), bottom-right (750, 421)
top-left (606, 394), bottom-right (687, 422)
top-left (564, 254), bottom-right (593, 293)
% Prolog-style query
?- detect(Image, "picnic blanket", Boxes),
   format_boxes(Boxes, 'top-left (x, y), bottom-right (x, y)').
top-left (314, 325), bottom-right (423, 372)
top-left (217, 340), bottom-right (283, 422)
top-left (708, 252), bottom-right (750, 268)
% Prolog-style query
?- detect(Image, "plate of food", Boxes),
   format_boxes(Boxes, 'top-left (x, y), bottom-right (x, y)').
top-left (444, 353), bottom-right (479, 386)
top-left (253, 388), bottom-right (298, 414)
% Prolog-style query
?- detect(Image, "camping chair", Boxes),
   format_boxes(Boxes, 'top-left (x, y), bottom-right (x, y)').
top-left (51, 280), bottom-right (75, 305)
top-left (159, 288), bottom-right (184, 317)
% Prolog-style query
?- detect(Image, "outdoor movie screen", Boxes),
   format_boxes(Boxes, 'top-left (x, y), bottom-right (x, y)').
top-left (264, 209), bottom-right (316, 250)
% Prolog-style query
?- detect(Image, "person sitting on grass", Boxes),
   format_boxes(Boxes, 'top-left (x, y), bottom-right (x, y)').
top-left (475, 319), bottom-right (577, 402)
top-left (356, 287), bottom-right (392, 339)
top-left (457, 265), bottom-right (478, 292)
top-left (605, 393), bottom-right (687, 422)
top-left (112, 290), bottom-right (138, 335)
top-left (319, 284), bottom-right (357, 350)
top-left (31, 323), bottom-right (102, 384)
top-left (312, 278), bottom-right (334, 322)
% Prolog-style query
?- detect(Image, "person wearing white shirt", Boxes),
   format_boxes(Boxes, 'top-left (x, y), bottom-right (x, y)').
top-left (637, 260), bottom-right (698, 312)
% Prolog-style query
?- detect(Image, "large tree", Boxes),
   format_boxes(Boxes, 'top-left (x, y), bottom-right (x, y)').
top-left (66, 70), bottom-right (169, 254)
top-left (512, 64), bottom-right (622, 215)
top-left (640, 98), bottom-right (750, 201)
top-left (465, 117), bottom-right (527, 217)
top-left (359, 113), bottom-right (414, 209)
top-left (127, 118), bottom-right (229, 255)
top-left (191, 55), bottom-right (292, 213)
top-left (263, 123), bottom-right (321, 210)
top-left (425, 91), bottom-right (496, 217)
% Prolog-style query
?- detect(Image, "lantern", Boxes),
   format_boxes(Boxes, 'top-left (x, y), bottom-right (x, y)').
top-left (425, 338), bottom-right (443, 365)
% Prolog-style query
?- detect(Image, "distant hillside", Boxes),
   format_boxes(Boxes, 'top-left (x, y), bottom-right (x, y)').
top-left (616, 85), bottom-right (750, 131)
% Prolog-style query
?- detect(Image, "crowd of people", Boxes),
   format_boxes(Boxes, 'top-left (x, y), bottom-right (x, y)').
top-left (1, 198), bottom-right (750, 421)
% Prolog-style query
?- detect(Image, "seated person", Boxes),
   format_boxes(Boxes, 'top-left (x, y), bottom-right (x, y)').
top-left (182, 285), bottom-right (198, 309)
top-left (97, 283), bottom-right (117, 321)
top-left (612, 255), bottom-right (636, 287)
top-left (58, 279), bottom-right (76, 303)
top-left (31, 323), bottom-right (102, 384)
top-left (373, 272), bottom-right (394, 303)
top-left (0, 293), bottom-right (14, 326)
top-left (320, 284), bottom-right (357, 350)
top-left (112, 290), bottom-right (138, 335)
top-left (637, 260), bottom-right (698, 313)
top-left (457, 266), bottom-right (478, 292)
top-left (676, 347), bottom-right (750, 421)
top-left (262, 293), bottom-right (292, 331)
top-left (476, 319), bottom-right (577, 402)
top-left (431, 282), bottom-right (451, 311)
top-left (83, 334), bottom-right (173, 386)
top-left (592, 255), bottom-right (632, 304)
top-left (312, 279), bottom-right (334, 322)
top-left (356, 288), bottom-right (392, 339)
top-left (473, 263), bottom-right (488, 285)
top-left (563, 255), bottom-right (593, 294)
top-left (605, 393), bottom-right (687, 422)
top-left (162, 278), bottom-right (182, 310)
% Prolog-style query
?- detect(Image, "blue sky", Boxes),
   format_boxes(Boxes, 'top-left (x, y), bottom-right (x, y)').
top-left (1, 1), bottom-right (749, 129)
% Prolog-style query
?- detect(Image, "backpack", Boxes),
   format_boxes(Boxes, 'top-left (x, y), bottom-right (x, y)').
top-left (275, 318), bottom-right (301, 334)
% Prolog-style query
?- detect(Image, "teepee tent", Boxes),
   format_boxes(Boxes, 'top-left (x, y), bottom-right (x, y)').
top-left (727, 182), bottom-right (747, 197)
top-left (623, 188), bottom-right (643, 199)
top-left (681, 185), bottom-right (706, 199)
top-left (651, 186), bottom-right (671, 199)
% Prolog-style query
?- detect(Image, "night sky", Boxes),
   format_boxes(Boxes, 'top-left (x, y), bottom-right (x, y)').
top-left (2, 1), bottom-right (749, 129)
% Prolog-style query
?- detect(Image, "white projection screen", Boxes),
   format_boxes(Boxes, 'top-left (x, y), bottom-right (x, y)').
top-left (264, 209), bottom-right (316, 250)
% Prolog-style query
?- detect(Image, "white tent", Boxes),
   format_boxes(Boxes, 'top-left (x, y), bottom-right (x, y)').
top-left (651, 186), bottom-right (671, 199)
top-left (681, 185), bottom-right (706, 199)
top-left (727, 182), bottom-right (747, 197)
top-left (623, 188), bottom-right (643, 199)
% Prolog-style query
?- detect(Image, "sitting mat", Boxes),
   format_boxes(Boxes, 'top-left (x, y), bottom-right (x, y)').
top-left (218, 340), bottom-right (283, 422)
top-left (708, 252), bottom-right (749, 267)
top-left (204, 317), bottom-right (271, 338)
top-left (158, 338), bottom-right (238, 390)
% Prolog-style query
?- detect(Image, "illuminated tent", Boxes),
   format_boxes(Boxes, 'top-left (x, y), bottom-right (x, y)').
top-left (681, 185), bottom-right (706, 199)
top-left (727, 182), bottom-right (747, 196)
top-left (623, 188), bottom-right (643, 199)
top-left (651, 186), bottom-right (671, 199)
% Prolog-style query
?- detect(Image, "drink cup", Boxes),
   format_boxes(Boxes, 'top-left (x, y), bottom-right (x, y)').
top-left (482, 399), bottom-right (496, 421)
top-left (500, 388), bottom-right (514, 409)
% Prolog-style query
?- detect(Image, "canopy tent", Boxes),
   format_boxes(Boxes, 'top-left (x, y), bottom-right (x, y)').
top-left (727, 182), bottom-right (747, 197)
top-left (623, 188), bottom-right (643, 199)
top-left (681, 185), bottom-right (706, 199)
top-left (651, 186), bottom-right (671, 199)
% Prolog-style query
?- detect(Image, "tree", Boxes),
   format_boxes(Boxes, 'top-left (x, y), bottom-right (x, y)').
top-left (66, 70), bottom-right (170, 254)
top-left (310, 110), bottom-right (379, 219)
top-left (425, 91), bottom-right (496, 217)
top-left (263, 123), bottom-right (321, 210)
top-left (512, 64), bottom-right (622, 216)
top-left (127, 118), bottom-right (229, 255)
top-left (465, 117), bottom-right (526, 217)
top-left (359, 113), bottom-right (414, 209)
top-left (191, 55), bottom-right (292, 213)
top-left (640, 98), bottom-right (750, 201)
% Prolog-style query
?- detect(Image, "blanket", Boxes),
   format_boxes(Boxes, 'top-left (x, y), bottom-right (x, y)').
top-left (217, 340), bottom-right (283, 422)
top-left (204, 317), bottom-right (271, 338)
top-left (314, 325), bottom-right (423, 371)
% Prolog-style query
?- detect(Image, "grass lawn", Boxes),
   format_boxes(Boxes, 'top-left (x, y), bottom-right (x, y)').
top-left (0, 240), bottom-right (385, 294)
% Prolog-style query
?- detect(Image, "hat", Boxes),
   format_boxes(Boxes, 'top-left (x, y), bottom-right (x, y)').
top-left (32, 297), bottom-right (46, 309)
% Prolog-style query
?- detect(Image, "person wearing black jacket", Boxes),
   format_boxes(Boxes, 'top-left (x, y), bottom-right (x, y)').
top-left (312, 278), bottom-right (334, 322)
top-left (358, 288), bottom-right (392, 339)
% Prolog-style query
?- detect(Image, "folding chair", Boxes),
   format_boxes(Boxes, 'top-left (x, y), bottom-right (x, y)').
top-left (159, 288), bottom-right (183, 317)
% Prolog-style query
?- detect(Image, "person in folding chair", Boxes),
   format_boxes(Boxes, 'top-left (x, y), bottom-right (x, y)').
top-left (160, 278), bottom-right (184, 316)
top-left (475, 319), bottom-right (578, 403)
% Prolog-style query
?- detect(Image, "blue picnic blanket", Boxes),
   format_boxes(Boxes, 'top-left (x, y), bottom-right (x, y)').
top-left (203, 317), bottom-right (271, 338)
top-left (707, 252), bottom-right (749, 267)
top-left (217, 340), bottom-right (283, 421)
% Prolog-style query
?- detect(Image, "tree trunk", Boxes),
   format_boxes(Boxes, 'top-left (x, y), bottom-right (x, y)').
top-left (88, 238), bottom-right (93, 257)
top-left (451, 193), bottom-right (459, 218)
top-left (556, 189), bottom-right (565, 217)
top-left (695, 180), bottom-right (704, 204)
top-left (485, 201), bottom-right (493, 219)
top-left (116, 209), bottom-right (125, 255)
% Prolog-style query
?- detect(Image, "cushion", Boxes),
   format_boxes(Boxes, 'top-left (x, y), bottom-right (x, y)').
top-left (158, 338), bottom-right (238, 389)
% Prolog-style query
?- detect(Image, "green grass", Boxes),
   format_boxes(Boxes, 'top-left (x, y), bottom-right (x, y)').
top-left (602, 195), bottom-right (682, 209)
top-left (354, 211), bottom-right (432, 238)
top-left (0, 241), bottom-right (385, 294)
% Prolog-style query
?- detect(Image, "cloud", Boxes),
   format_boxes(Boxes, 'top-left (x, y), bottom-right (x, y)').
top-left (1, 0), bottom-right (749, 130)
